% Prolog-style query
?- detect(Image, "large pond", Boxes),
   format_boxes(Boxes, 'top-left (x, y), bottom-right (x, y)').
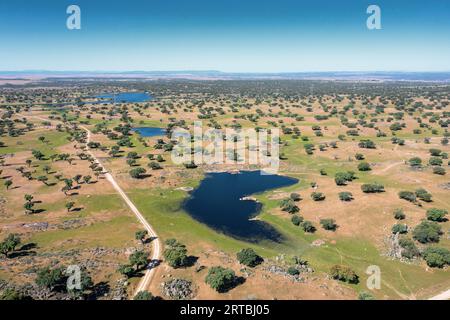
top-left (183, 171), bottom-right (298, 243)
top-left (94, 92), bottom-right (153, 103)
top-left (132, 127), bottom-right (166, 137)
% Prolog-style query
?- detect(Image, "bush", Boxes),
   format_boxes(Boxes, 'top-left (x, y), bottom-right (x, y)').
top-left (280, 198), bottom-right (299, 214)
top-left (361, 183), bottom-right (384, 193)
top-left (320, 219), bottom-right (337, 231)
top-left (429, 157), bottom-right (443, 166)
top-left (429, 148), bottom-right (442, 156)
top-left (287, 267), bottom-right (300, 276)
top-left (338, 192), bottom-right (353, 201)
top-left (0, 233), bottom-right (21, 258)
top-left (393, 209), bottom-right (406, 220)
top-left (205, 266), bottom-right (236, 292)
top-left (415, 188), bottom-right (432, 202)
top-left (300, 221), bottom-right (316, 233)
top-left (184, 161), bottom-right (198, 169)
top-left (0, 288), bottom-right (28, 300)
top-left (412, 221), bottom-right (442, 244)
top-left (398, 238), bottom-right (420, 259)
top-left (398, 191), bottom-right (416, 203)
top-left (358, 140), bottom-right (376, 149)
top-left (330, 265), bottom-right (359, 284)
top-left (391, 224), bottom-right (408, 234)
top-left (148, 161), bottom-right (162, 170)
top-left (357, 162), bottom-right (371, 171)
top-left (291, 215), bottom-right (303, 226)
top-left (426, 208), bottom-right (448, 222)
top-left (334, 171), bottom-right (356, 186)
top-left (433, 167), bottom-right (446, 175)
top-left (35, 266), bottom-right (67, 291)
top-left (355, 153), bottom-right (365, 160)
top-left (408, 157), bottom-right (422, 167)
top-left (129, 167), bottom-right (147, 179)
top-left (236, 248), bottom-right (263, 267)
top-left (358, 291), bottom-right (375, 300)
top-left (311, 192), bottom-right (326, 201)
top-left (134, 291), bottom-right (155, 300)
top-left (422, 247), bottom-right (450, 268)
top-left (290, 193), bottom-right (302, 202)
top-left (163, 239), bottom-right (189, 268)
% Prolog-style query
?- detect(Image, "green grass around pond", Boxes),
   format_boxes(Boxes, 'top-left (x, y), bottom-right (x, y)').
top-left (27, 193), bottom-right (137, 250)
top-left (0, 129), bottom-right (70, 155)
top-left (126, 174), bottom-right (450, 299)
top-left (128, 187), bottom-right (280, 257)
top-left (29, 215), bottom-right (138, 250)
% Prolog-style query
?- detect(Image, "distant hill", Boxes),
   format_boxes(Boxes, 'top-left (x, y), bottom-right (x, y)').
top-left (1, 70), bottom-right (450, 82)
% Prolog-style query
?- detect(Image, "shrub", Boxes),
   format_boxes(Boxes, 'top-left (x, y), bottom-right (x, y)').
top-left (398, 191), bottom-right (416, 203)
top-left (205, 266), bottom-right (236, 292)
top-left (358, 291), bottom-right (375, 300)
top-left (433, 167), bottom-right (446, 175)
top-left (320, 219), bottom-right (337, 231)
top-left (429, 148), bottom-right (442, 156)
top-left (129, 167), bottom-right (147, 179)
top-left (291, 215), bottom-right (303, 226)
top-left (398, 238), bottom-right (420, 259)
top-left (300, 221), bottom-right (316, 233)
top-left (358, 140), bottom-right (376, 149)
top-left (355, 153), bottom-right (365, 160)
top-left (412, 221), bottom-right (442, 244)
top-left (148, 161), bottom-right (162, 170)
top-left (408, 157), bottom-right (422, 167)
top-left (415, 188), bottom-right (432, 202)
top-left (391, 224), bottom-right (408, 234)
top-left (429, 157), bottom-right (443, 166)
top-left (134, 291), bottom-right (155, 300)
top-left (290, 193), bottom-right (302, 202)
top-left (338, 192), bottom-right (353, 201)
top-left (334, 171), bottom-right (356, 186)
top-left (184, 161), bottom-right (197, 169)
top-left (393, 209), bottom-right (406, 220)
top-left (330, 265), bottom-right (359, 284)
top-left (422, 247), bottom-right (450, 268)
top-left (35, 266), bottom-right (67, 291)
top-left (236, 248), bottom-right (263, 267)
top-left (287, 267), bottom-right (300, 276)
top-left (426, 208), bottom-right (448, 222)
top-left (311, 192), bottom-right (326, 201)
top-left (361, 183), bottom-right (384, 193)
top-left (280, 198), bottom-right (299, 214)
top-left (163, 239), bottom-right (189, 268)
top-left (357, 162), bottom-right (371, 171)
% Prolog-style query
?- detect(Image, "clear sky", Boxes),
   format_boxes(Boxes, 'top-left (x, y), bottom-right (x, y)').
top-left (0, 0), bottom-right (449, 72)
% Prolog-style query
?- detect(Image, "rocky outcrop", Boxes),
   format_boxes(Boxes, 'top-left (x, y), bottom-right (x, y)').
top-left (161, 278), bottom-right (195, 300)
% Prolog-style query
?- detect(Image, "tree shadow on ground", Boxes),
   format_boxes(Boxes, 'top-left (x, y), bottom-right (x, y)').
top-left (88, 281), bottom-right (110, 300)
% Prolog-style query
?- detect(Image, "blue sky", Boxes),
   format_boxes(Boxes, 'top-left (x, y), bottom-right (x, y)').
top-left (0, 0), bottom-right (449, 72)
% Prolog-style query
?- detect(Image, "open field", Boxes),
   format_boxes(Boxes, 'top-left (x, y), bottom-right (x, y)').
top-left (0, 79), bottom-right (449, 300)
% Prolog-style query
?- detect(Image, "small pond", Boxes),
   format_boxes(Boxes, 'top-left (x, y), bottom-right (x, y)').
top-left (183, 170), bottom-right (298, 243)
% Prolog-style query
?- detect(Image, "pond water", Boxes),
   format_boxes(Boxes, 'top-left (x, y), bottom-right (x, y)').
top-left (94, 92), bottom-right (153, 103)
top-left (132, 127), bottom-right (166, 137)
top-left (183, 170), bottom-right (298, 243)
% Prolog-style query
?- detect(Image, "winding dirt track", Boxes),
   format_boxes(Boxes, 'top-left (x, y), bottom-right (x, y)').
top-left (19, 114), bottom-right (450, 300)
top-left (83, 128), bottom-right (161, 297)
top-left (28, 115), bottom-right (161, 297)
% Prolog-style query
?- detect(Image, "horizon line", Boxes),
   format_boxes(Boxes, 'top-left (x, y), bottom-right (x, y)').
top-left (2, 70), bottom-right (450, 74)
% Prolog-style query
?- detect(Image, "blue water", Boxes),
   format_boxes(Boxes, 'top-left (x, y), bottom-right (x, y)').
top-left (132, 127), bottom-right (166, 137)
top-left (95, 92), bottom-right (153, 103)
top-left (183, 171), bottom-right (298, 243)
